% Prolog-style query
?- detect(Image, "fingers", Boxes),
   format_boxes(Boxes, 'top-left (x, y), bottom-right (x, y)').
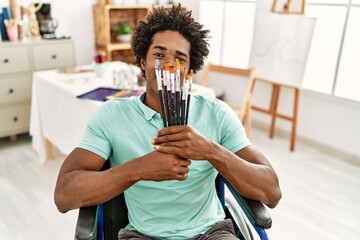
top-left (157, 125), bottom-right (191, 137)
top-left (153, 145), bottom-right (180, 155)
top-left (152, 134), bottom-right (183, 145)
top-left (177, 164), bottom-right (190, 181)
top-left (153, 128), bottom-right (192, 145)
top-left (177, 173), bottom-right (188, 181)
top-left (178, 158), bottom-right (191, 168)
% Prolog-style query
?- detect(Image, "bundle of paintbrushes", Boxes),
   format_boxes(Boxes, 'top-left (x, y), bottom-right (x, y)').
top-left (154, 59), bottom-right (193, 127)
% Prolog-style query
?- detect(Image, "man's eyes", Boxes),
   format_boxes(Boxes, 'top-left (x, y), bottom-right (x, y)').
top-left (177, 57), bottom-right (186, 63)
top-left (153, 53), bottom-right (187, 63)
top-left (154, 52), bottom-right (164, 58)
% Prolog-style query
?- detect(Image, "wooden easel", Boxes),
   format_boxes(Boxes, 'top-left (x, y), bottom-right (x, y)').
top-left (271, 0), bottom-right (305, 14)
top-left (251, 79), bottom-right (300, 151)
top-left (251, 0), bottom-right (305, 151)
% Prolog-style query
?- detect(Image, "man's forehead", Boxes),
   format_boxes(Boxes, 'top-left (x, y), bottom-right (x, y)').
top-left (150, 31), bottom-right (190, 52)
top-left (150, 39), bottom-right (190, 55)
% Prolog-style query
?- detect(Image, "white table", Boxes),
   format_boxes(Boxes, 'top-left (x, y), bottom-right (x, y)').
top-left (30, 62), bottom-right (215, 163)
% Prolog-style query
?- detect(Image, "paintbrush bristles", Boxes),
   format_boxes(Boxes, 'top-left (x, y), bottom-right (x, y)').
top-left (154, 61), bottom-right (193, 127)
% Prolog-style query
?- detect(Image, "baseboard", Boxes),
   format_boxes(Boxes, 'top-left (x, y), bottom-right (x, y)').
top-left (252, 120), bottom-right (360, 167)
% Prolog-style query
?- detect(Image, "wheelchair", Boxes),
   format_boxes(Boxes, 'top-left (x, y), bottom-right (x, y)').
top-left (74, 162), bottom-right (272, 240)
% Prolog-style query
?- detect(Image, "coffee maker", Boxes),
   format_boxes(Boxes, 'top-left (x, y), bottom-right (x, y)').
top-left (35, 3), bottom-right (58, 39)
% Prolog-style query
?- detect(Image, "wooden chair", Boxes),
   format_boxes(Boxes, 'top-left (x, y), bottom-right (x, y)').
top-left (201, 63), bottom-right (255, 138)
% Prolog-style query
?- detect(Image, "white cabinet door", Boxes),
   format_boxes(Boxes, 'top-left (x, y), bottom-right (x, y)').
top-left (0, 45), bottom-right (31, 74)
top-left (32, 43), bottom-right (75, 70)
top-left (0, 75), bottom-right (32, 105)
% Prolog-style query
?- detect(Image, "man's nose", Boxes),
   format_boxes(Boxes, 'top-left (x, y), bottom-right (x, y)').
top-left (163, 56), bottom-right (176, 66)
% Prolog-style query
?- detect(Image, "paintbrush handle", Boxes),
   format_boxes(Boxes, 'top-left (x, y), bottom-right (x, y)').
top-left (181, 99), bottom-right (186, 125)
top-left (185, 94), bottom-right (191, 125)
top-left (167, 90), bottom-right (173, 126)
top-left (158, 90), bottom-right (167, 127)
top-left (175, 91), bottom-right (180, 125)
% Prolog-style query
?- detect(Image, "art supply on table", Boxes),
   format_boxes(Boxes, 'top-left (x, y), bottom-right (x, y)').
top-left (77, 87), bottom-right (144, 102)
top-left (93, 52), bottom-right (107, 77)
top-left (106, 89), bottom-right (144, 99)
top-left (94, 52), bottom-right (106, 64)
top-left (58, 66), bottom-right (93, 74)
top-left (93, 63), bottom-right (106, 78)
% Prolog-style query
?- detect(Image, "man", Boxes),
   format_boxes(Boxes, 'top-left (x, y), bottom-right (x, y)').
top-left (54, 4), bottom-right (281, 239)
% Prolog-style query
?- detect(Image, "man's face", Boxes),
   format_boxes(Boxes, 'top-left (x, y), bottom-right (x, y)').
top-left (141, 30), bottom-right (191, 96)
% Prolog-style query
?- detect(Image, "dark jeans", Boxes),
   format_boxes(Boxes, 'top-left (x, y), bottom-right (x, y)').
top-left (118, 219), bottom-right (238, 240)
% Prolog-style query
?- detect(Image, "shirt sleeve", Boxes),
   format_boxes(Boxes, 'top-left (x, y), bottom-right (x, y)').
top-left (216, 100), bottom-right (250, 153)
top-left (78, 102), bottom-right (113, 160)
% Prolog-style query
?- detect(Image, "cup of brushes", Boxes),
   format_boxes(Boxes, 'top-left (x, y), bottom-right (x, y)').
top-left (93, 52), bottom-right (107, 78)
top-left (154, 59), bottom-right (193, 128)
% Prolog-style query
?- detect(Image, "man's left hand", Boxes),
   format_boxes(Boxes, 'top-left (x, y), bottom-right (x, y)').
top-left (152, 125), bottom-right (215, 160)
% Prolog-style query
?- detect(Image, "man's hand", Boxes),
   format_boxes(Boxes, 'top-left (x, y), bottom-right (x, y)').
top-left (151, 125), bottom-right (215, 160)
top-left (136, 150), bottom-right (191, 181)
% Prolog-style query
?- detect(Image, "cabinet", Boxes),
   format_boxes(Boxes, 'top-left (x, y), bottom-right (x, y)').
top-left (93, 4), bottom-right (180, 63)
top-left (0, 39), bottom-right (75, 139)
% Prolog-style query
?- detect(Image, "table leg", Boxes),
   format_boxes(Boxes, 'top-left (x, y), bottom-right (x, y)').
top-left (45, 138), bottom-right (55, 160)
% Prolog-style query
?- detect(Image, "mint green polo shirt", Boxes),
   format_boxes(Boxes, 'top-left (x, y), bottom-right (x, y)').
top-left (78, 93), bottom-right (250, 239)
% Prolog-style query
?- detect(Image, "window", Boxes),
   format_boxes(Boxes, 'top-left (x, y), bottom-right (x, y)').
top-left (302, 5), bottom-right (347, 94)
top-left (199, 0), bottom-right (256, 68)
top-left (199, 0), bottom-right (360, 102)
top-left (335, 6), bottom-right (360, 101)
top-left (199, 1), bottom-right (224, 65)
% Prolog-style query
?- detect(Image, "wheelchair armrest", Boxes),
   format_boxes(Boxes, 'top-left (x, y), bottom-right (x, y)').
top-left (224, 179), bottom-right (272, 229)
top-left (75, 205), bottom-right (98, 240)
top-left (244, 198), bottom-right (272, 229)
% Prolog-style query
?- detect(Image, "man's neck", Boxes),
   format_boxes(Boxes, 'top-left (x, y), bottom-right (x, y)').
top-left (143, 90), bottom-right (161, 114)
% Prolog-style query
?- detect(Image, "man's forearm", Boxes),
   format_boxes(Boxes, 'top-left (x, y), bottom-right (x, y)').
top-left (206, 143), bottom-right (281, 208)
top-left (54, 160), bottom-right (139, 213)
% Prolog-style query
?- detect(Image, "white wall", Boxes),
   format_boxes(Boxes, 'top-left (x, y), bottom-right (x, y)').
top-left (45, 0), bottom-right (97, 65)
top-left (49, 0), bottom-right (360, 162)
top-left (47, 0), bottom-right (197, 65)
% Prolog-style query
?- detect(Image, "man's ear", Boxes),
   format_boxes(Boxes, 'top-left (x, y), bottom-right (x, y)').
top-left (140, 59), bottom-right (146, 70)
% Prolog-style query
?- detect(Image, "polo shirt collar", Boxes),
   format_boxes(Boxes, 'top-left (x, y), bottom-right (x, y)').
top-left (134, 92), bottom-right (158, 121)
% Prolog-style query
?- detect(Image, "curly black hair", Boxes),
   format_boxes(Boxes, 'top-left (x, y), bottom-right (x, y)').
top-left (131, 4), bottom-right (210, 77)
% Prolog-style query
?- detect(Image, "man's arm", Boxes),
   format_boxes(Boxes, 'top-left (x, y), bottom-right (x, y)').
top-left (206, 144), bottom-right (281, 208)
top-left (54, 147), bottom-right (191, 213)
top-left (152, 126), bottom-right (282, 208)
top-left (54, 148), bottom-right (138, 213)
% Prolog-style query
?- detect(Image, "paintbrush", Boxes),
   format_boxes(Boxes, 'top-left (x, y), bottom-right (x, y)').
top-left (155, 59), bottom-right (167, 127)
top-left (164, 63), bottom-right (172, 125)
top-left (170, 66), bottom-right (176, 125)
top-left (181, 67), bottom-right (187, 125)
top-left (185, 70), bottom-right (193, 125)
top-left (175, 59), bottom-right (181, 125)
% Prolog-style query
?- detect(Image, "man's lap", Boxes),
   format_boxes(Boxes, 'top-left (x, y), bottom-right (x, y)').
top-left (118, 219), bottom-right (238, 240)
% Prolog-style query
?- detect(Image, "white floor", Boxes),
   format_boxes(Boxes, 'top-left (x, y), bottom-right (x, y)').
top-left (0, 127), bottom-right (359, 240)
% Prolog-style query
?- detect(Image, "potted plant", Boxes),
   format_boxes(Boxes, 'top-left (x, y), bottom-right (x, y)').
top-left (115, 23), bottom-right (133, 42)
